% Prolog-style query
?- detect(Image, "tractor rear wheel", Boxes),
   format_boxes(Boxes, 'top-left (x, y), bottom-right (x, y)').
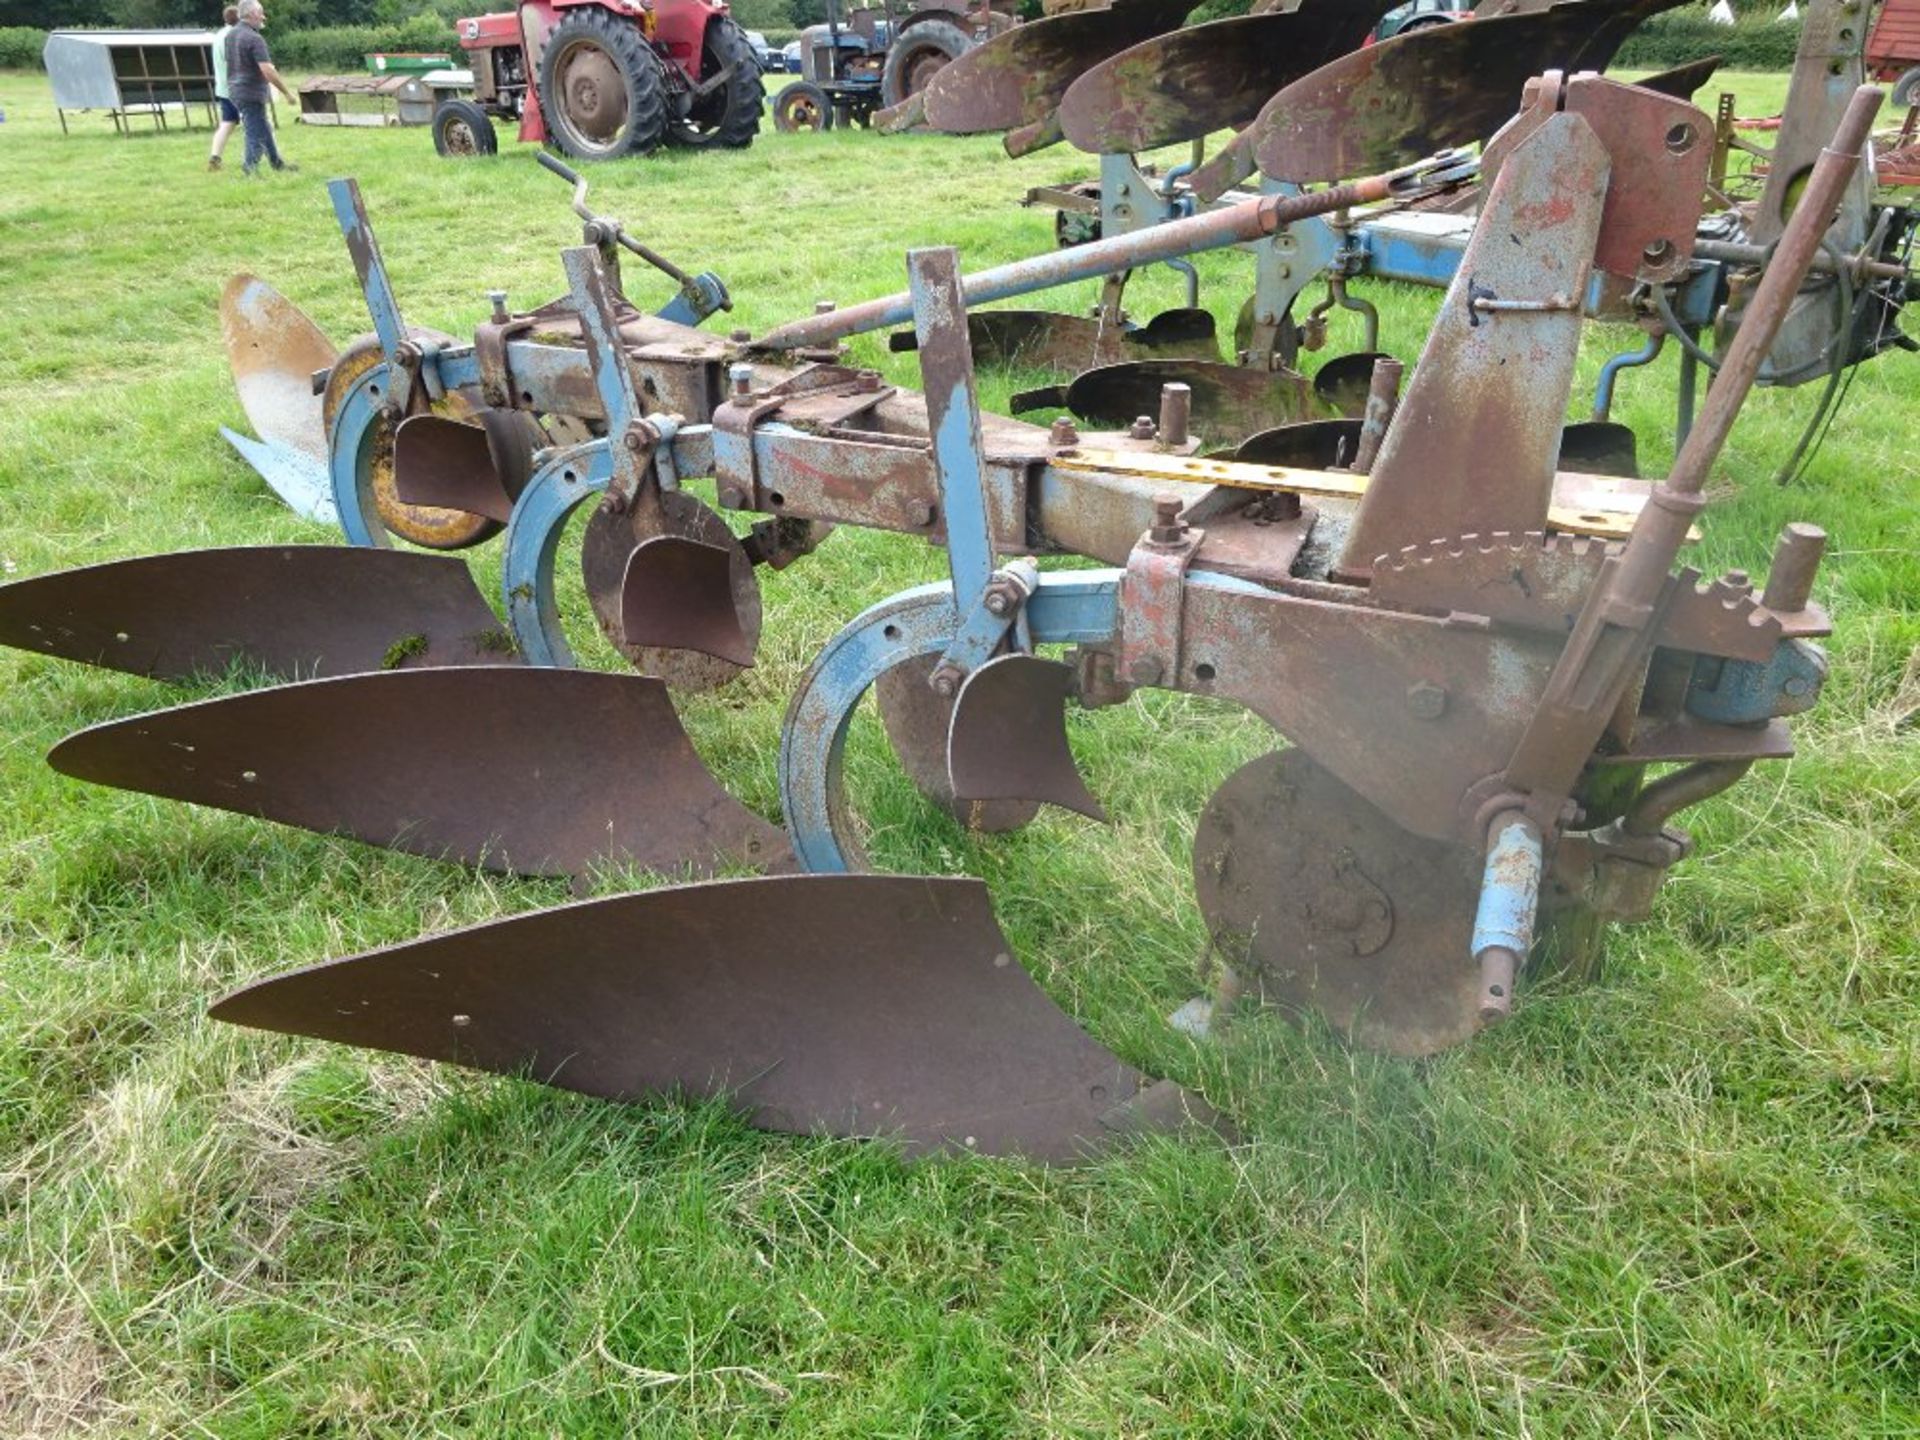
top-left (774, 81), bottom-right (833, 133)
top-left (431, 97), bottom-right (497, 158)
top-left (538, 7), bottom-right (669, 160)
top-left (1893, 66), bottom-right (1920, 110)
top-left (880, 19), bottom-right (971, 110)
top-left (668, 17), bottom-right (765, 148)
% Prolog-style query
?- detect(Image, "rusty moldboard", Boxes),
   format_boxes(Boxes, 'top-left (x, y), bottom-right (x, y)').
top-left (921, 0), bottom-right (1195, 136)
top-left (0, 546), bottom-right (518, 683)
top-left (48, 667), bottom-right (791, 879)
top-left (1242, 0), bottom-right (1688, 185)
top-left (210, 874), bottom-right (1222, 1163)
top-left (1058, 0), bottom-right (1393, 156)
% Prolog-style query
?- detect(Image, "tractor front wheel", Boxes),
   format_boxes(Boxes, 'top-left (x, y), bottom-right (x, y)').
top-left (538, 7), bottom-right (669, 160)
top-left (669, 17), bottom-right (765, 148)
top-left (880, 19), bottom-right (971, 110)
top-left (431, 97), bottom-right (497, 158)
top-left (774, 81), bottom-right (833, 133)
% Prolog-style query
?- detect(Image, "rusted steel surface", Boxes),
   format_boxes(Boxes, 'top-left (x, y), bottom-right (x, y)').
top-left (582, 490), bottom-right (763, 692)
top-left (0, 546), bottom-right (516, 683)
top-left (948, 653), bottom-right (1106, 819)
top-left (1558, 419), bottom-right (1640, 478)
top-left (1481, 73), bottom-right (1710, 283)
top-left (393, 413), bottom-right (523, 523)
top-left (1339, 110), bottom-right (1609, 576)
top-left (1638, 55), bottom-right (1721, 100)
top-left (1194, 750), bottom-right (1488, 1055)
top-left (1058, 0), bottom-right (1392, 155)
top-left (1014, 359), bottom-right (1316, 444)
top-left (1232, 419), bottom-right (1362, 468)
top-left (1246, 0), bottom-right (1685, 183)
top-left (221, 274), bottom-right (337, 468)
top-left (921, 0), bottom-right (1194, 136)
top-left (49, 667), bottom-right (792, 879)
top-left (210, 875), bottom-right (1220, 1163)
top-left (875, 655), bottom-right (1042, 832)
top-left (892, 308), bottom-right (1220, 373)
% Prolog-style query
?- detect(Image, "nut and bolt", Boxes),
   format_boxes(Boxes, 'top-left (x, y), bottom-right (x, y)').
top-left (1149, 493), bottom-right (1188, 545)
top-left (985, 590), bottom-right (1013, 617)
top-left (729, 327), bottom-right (752, 344)
top-left (928, 664), bottom-right (964, 698)
top-left (622, 425), bottom-right (651, 452)
top-left (488, 289), bottom-right (510, 324)
top-left (855, 370), bottom-right (882, 391)
top-left (1406, 681), bottom-right (1449, 721)
top-left (1129, 415), bottom-right (1157, 442)
top-left (1049, 416), bottom-right (1080, 446)
top-left (729, 363), bottom-right (754, 399)
top-left (1720, 568), bottom-right (1751, 590)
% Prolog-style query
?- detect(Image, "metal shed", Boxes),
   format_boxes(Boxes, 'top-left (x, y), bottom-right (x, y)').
top-left (43, 29), bottom-right (237, 135)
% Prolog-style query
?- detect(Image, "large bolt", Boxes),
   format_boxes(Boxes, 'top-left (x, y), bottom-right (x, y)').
top-left (928, 664), bottom-right (963, 698)
top-left (1761, 522), bottom-right (1826, 612)
top-left (1129, 415), bottom-right (1157, 442)
top-left (487, 289), bottom-right (510, 324)
top-left (1049, 415), bottom-right (1080, 447)
top-left (623, 425), bottom-right (651, 452)
top-left (1157, 382), bottom-right (1191, 448)
top-left (985, 590), bottom-right (1013, 617)
top-left (1150, 493), bottom-right (1187, 545)
top-left (729, 363), bottom-right (753, 399)
top-left (1406, 681), bottom-right (1448, 721)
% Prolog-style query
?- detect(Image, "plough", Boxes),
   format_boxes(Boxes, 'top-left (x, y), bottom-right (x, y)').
top-left (0, 72), bottom-right (1876, 1161)
top-left (897, 0), bottom-right (1913, 466)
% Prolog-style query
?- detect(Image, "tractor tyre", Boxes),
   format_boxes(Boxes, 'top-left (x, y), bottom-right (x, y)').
top-left (880, 19), bottom-right (972, 110)
top-left (431, 97), bottom-right (497, 158)
top-left (1893, 66), bottom-right (1920, 110)
top-left (669, 17), bottom-right (765, 148)
top-left (538, 7), bottom-right (670, 160)
top-left (774, 81), bottom-right (833, 133)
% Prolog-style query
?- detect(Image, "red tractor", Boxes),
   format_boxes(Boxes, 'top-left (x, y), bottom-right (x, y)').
top-left (432, 0), bottom-right (764, 160)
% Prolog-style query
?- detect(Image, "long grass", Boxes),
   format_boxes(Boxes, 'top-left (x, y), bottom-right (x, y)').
top-left (0, 70), bottom-right (1915, 1436)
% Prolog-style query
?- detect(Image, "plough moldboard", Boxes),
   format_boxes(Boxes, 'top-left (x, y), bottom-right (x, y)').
top-left (0, 70), bottom-right (1879, 1163)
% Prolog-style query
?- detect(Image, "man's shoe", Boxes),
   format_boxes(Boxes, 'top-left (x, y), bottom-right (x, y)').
top-left (273, 161), bottom-right (300, 174)
top-left (208, 155), bottom-right (221, 171)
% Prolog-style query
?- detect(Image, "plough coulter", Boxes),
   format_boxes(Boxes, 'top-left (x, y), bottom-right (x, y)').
top-left (0, 72), bottom-right (1878, 1161)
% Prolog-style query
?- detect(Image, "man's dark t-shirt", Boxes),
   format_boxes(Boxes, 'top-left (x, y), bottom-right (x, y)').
top-left (226, 25), bottom-right (271, 105)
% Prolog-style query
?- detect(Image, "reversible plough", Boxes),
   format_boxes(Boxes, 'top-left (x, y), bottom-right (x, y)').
top-left (0, 73), bottom-right (1878, 1162)
top-left (892, 0), bottom-right (1914, 473)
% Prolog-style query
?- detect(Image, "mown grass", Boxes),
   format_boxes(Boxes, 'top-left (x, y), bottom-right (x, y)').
top-left (0, 69), bottom-right (1915, 1437)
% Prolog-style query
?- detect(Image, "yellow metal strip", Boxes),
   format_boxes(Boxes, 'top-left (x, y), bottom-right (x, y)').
top-left (1053, 448), bottom-right (1656, 542)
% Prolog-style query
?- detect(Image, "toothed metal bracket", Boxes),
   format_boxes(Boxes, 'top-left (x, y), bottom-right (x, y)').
top-left (1117, 501), bottom-right (1204, 690)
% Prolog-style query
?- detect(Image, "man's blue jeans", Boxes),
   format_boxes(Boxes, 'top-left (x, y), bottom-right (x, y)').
top-left (238, 100), bottom-right (283, 172)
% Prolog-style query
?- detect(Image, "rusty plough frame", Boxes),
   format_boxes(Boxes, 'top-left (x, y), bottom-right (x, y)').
top-left (0, 74), bottom-right (1878, 1162)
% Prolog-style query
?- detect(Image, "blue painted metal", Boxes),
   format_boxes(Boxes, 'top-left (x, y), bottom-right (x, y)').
top-left (219, 427), bottom-right (338, 527)
top-left (779, 573), bottom-right (1123, 874)
top-left (327, 178), bottom-right (408, 360)
top-left (654, 272), bottom-right (731, 328)
top-left (1592, 329), bottom-right (1666, 421)
top-left (500, 442), bottom-right (614, 668)
top-left (1471, 813), bottom-right (1544, 965)
top-left (560, 246), bottom-right (644, 439)
top-left (907, 246), bottom-right (996, 616)
top-left (1686, 639), bottom-right (1828, 724)
top-left (939, 559), bottom-right (1037, 678)
top-left (326, 364), bottom-right (393, 548)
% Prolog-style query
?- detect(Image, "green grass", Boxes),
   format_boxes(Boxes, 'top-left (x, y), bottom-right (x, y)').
top-left (1, 70), bottom-right (1916, 1436)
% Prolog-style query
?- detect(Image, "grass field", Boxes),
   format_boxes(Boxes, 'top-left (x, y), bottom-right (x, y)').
top-left (0, 67), bottom-right (1915, 1436)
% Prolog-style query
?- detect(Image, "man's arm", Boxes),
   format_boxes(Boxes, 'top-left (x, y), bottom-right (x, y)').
top-left (259, 60), bottom-right (296, 105)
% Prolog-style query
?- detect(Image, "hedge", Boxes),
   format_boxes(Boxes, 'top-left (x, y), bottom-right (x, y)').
top-left (271, 17), bottom-right (460, 72)
top-left (1615, 14), bottom-right (1803, 71)
top-left (0, 25), bottom-right (45, 68)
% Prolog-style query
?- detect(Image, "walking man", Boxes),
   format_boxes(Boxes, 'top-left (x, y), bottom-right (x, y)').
top-left (208, 4), bottom-right (239, 171)
top-left (226, 0), bottom-right (298, 176)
